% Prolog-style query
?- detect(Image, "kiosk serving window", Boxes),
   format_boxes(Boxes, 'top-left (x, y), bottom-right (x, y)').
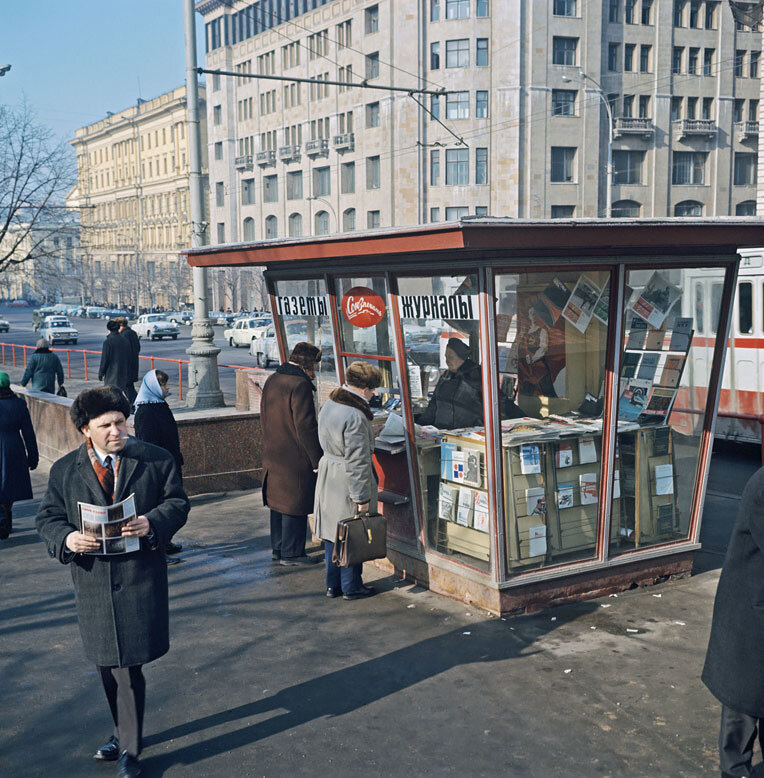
top-left (494, 269), bottom-right (612, 572)
top-left (272, 279), bottom-right (338, 403)
top-left (398, 274), bottom-right (490, 571)
top-left (611, 266), bottom-right (725, 554)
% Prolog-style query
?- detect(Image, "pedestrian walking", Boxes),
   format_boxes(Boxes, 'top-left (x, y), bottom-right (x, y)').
top-left (314, 361), bottom-right (382, 600)
top-left (20, 338), bottom-right (65, 395)
top-left (98, 319), bottom-right (133, 399)
top-left (117, 317), bottom-right (140, 406)
top-left (133, 369), bottom-right (184, 562)
top-left (703, 466), bottom-right (764, 778)
top-left (35, 386), bottom-right (189, 777)
top-left (0, 371), bottom-right (38, 539)
top-left (260, 341), bottom-right (323, 566)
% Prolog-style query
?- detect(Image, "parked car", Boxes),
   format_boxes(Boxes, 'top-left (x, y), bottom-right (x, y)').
top-left (102, 308), bottom-right (130, 320)
top-left (132, 314), bottom-right (179, 341)
top-left (249, 321), bottom-right (308, 366)
top-left (165, 310), bottom-right (193, 325)
top-left (85, 306), bottom-right (107, 318)
top-left (38, 316), bottom-right (79, 345)
top-left (224, 316), bottom-right (272, 348)
top-left (9, 299), bottom-right (29, 307)
top-left (0, 317), bottom-right (9, 333)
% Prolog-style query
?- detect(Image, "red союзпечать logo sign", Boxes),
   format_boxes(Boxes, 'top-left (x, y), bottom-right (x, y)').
top-left (341, 286), bottom-right (386, 328)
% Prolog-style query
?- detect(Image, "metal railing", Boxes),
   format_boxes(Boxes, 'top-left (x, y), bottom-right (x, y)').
top-left (0, 343), bottom-right (257, 402)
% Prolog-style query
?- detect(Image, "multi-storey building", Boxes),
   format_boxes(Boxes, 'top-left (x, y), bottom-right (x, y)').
top-left (198, 0), bottom-right (760, 241)
top-left (66, 86), bottom-right (208, 310)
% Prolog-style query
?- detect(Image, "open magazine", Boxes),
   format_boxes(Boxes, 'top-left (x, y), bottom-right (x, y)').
top-left (77, 494), bottom-right (140, 555)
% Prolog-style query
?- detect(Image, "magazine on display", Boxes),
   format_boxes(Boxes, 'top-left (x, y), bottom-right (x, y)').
top-left (556, 442), bottom-right (574, 468)
top-left (557, 483), bottom-right (574, 509)
top-left (626, 317), bottom-right (648, 349)
top-left (622, 352), bottom-right (641, 379)
top-left (618, 378), bottom-right (652, 421)
top-left (632, 272), bottom-right (681, 329)
top-left (644, 327), bottom-right (667, 351)
top-left (636, 353), bottom-right (660, 381)
top-left (529, 524), bottom-right (547, 557)
top-left (579, 473), bottom-right (599, 505)
top-left (438, 483), bottom-right (457, 521)
top-left (520, 444), bottom-right (542, 474)
top-left (654, 464), bottom-right (674, 495)
top-left (462, 450), bottom-right (484, 488)
top-left (578, 438), bottom-right (598, 464)
top-left (525, 487), bottom-right (546, 517)
top-left (457, 487), bottom-right (474, 526)
top-left (473, 491), bottom-right (490, 533)
top-left (642, 386), bottom-right (676, 418)
top-left (77, 494), bottom-right (140, 556)
top-left (669, 318), bottom-right (694, 352)
top-left (562, 275), bottom-right (602, 334)
top-left (451, 450), bottom-right (466, 482)
top-left (659, 355), bottom-right (685, 388)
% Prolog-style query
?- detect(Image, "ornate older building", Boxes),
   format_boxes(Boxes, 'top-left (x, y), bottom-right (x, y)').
top-left (67, 85), bottom-right (209, 310)
top-left (198, 0), bottom-right (760, 238)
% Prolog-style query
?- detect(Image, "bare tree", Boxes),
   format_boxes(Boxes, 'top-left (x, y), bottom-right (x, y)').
top-left (0, 101), bottom-right (75, 273)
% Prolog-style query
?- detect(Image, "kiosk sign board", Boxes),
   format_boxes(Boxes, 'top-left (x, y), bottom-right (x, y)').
top-left (341, 286), bottom-right (386, 328)
top-left (275, 295), bottom-right (328, 316)
top-left (398, 294), bottom-right (477, 320)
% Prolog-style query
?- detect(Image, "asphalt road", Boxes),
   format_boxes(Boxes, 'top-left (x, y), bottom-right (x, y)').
top-left (0, 306), bottom-right (259, 399)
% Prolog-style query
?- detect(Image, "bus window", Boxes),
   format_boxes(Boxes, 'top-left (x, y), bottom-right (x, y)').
top-left (695, 282), bottom-right (704, 334)
top-left (738, 281), bottom-right (752, 334)
top-left (710, 283), bottom-right (723, 335)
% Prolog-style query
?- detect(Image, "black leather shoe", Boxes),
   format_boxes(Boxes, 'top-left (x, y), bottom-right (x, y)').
top-left (166, 555), bottom-right (181, 565)
top-left (343, 585), bottom-right (376, 600)
top-left (271, 550), bottom-right (281, 561)
top-left (93, 735), bottom-right (119, 761)
top-left (165, 541), bottom-right (183, 555)
top-left (280, 555), bottom-right (321, 566)
top-left (326, 587), bottom-right (341, 598)
top-left (118, 751), bottom-right (142, 777)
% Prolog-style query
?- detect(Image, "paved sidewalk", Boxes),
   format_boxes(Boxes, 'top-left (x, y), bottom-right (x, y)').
top-left (0, 463), bottom-right (741, 777)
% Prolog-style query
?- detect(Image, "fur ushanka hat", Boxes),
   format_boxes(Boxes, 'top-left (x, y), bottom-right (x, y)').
top-left (70, 386), bottom-right (130, 431)
top-left (288, 341), bottom-right (322, 372)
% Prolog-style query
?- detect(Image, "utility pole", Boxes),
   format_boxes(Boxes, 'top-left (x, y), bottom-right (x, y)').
top-left (184, 0), bottom-right (224, 408)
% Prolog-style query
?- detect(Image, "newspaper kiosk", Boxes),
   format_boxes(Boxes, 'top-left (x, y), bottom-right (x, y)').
top-left (186, 219), bottom-right (764, 615)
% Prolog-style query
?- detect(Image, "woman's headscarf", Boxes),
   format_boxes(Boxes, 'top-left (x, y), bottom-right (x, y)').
top-left (134, 369), bottom-right (165, 406)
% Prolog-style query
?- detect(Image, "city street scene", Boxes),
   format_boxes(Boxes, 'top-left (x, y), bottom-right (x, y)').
top-left (3, 1), bottom-right (764, 777)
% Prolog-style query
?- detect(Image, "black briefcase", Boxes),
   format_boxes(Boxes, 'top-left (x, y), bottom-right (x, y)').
top-left (332, 511), bottom-right (387, 567)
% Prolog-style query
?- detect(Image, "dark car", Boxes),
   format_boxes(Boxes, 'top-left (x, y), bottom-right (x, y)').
top-left (406, 332), bottom-right (441, 368)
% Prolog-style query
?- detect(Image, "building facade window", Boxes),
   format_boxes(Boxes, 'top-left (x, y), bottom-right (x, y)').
top-left (735, 50), bottom-right (745, 77)
top-left (705, 1), bottom-right (718, 27)
top-left (552, 89), bottom-right (577, 115)
top-left (265, 215), bottom-right (278, 239)
top-left (216, 222), bottom-right (225, 243)
top-left (476, 0), bottom-right (489, 16)
top-left (672, 152), bottom-right (706, 185)
top-left (242, 178), bottom-right (255, 205)
top-left (640, 45), bottom-right (651, 72)
top-left (446, 91), bottom-right (470, 118)
top-left (736, 201), bottom-right (757, 216)
top-left (367, 210), bottom-right (381, 228)
top-left (672, 47), bottom-right (683, 74)
top-left (674, 200), bottom-right (703, 216)
top-left (624, 43), bottom-right (636, 71)
top-left (431, 94), bottom-right (441, 119)
top-left (734, 153), bottom-right (757, 186)
top-left (671, 97), bottom-right (683, 121)
top-left (551, 205), bottom-right (575, 218)
top-left (639, 95), bottom-right (651, 118)
top-left (446, 39), bottom-right (470, 67)
top-left (703, 48), bottom-right (714, 76)
top-left (445, 206), bottom-right (469, 220)
top-left (242, 217), bottom-right (255, 241)
top-left (264, 175), bottom-right (279, 202)
top-left (313, 166), bottom-right (330, 196)
top-left (445, 148), bottom-right (469, 185)
top-left (366, 101), bottom-right (380, 127)
top-left (734, 99), bottom-right (745, 122)
top-left (288, 213), bottom-right (302, 237)
top-left (287, 171), bottom-right (303, 200)
top-left (430, 207), bottom-right (441, 222)
top-left (625, 0), bottom-right (636, 22)
top-left (641, 0), bottom-right (653, 24)
top-left (611, 200), bottom-right (641, 217)
top-left (475, 206), bottom-right (488, 216)
top-left (366, 156), bottom-right (381, 189)
top-left (431, 42), bottom-right (440, 69)
top-left (476, 90), bottom-right (489, 117)
top-left (213, 106), bottom-right (222, 125)
top-left (551, 146), bottom-right (576, 182)
top-left (674, 0), bottom-right (684, 26)
top-left (365, 4), bottom-right (379, 34)
top-left (688, 47), bottom-right (699, 74)
top-left (315, 211), bottom-right (330, 235)
top-left (613, 150), bottom-right (644, 184)
top-left (366, 52), bottom-right (380, 79)
top-left (608, 42), bottom-right (620, 71)
top-left (553, 36), bottom-right (578, 65)
top-left (431, 0), bottom-right (440, 21)
top-left (215, 181), bottom-right (225, 208)
top-left (337, 162), bottom-right (354, 194)
top-left (475, 147), bottom-right (488, 184)
top-left (751, 51), bottom-right (760, 78)
top-left (553, 0), bottom-right (576, 15)
top-left (214, 142), bottom-right (223, 160)
top-left (343, 208), bottom-right (356, 231)
top-left (476, 38), bottom-right (489, 66)
top-left (609, 0), bottom-right (620, 22)
top-left (430, 150), bottom-right (441, 185)
top-left (702, 97), bottom-right (714, 120)
top-left (446, 0), bottom-right (469, 18)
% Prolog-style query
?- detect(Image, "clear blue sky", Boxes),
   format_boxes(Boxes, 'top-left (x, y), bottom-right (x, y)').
top-left (1, 1), bottom-right (206, 142)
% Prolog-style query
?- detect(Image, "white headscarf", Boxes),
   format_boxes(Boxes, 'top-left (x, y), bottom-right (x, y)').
top-left (134, 369), bottom-right (165, 406)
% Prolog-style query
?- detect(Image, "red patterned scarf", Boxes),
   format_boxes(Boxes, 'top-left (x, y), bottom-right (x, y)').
top-left (86, 439), bottom-right (121, 503)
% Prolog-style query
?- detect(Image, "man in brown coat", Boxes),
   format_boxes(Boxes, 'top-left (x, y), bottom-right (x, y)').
top-left (260, 342), bottom-right (323, 566)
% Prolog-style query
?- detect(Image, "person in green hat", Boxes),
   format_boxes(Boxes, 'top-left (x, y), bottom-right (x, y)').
top-left (0, 371), bottom-right (38, 538)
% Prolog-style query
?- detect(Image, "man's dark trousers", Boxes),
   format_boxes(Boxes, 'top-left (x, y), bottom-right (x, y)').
top-left (98, 665), bottom-right (145, 757)
top-left (123, 382), bottom-right (137, 405)
top-left (323, 540), bottom-right (363, 594)
top-left (270, 510), bottom-right (307, 559)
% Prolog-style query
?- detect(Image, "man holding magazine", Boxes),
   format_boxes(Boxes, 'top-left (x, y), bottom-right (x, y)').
top-left (36, 386), bottom-right (189, 778)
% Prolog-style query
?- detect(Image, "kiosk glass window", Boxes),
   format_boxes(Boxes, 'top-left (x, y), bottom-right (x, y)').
top-left (494, 269), bottom-right (612, 573)
top-left (272, 279), bottom-right (338, 403)
top-left (611, 267), bottom-right (726, 555)
top-left (398, 274), bottom-right (490, 571)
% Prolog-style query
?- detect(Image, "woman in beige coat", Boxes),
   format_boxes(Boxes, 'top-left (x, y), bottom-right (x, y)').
top-left (314, 361), bottom-right (382, 600)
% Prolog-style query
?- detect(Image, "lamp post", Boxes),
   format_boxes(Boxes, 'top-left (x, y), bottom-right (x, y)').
top-left (183, 0), bottom-right (223, 408)
top-left (563, 72), bottom-right (613, 218)
top-left (307, 195), bottom-right (338, 233)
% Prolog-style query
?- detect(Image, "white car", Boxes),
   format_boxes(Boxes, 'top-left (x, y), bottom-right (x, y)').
top-left (39, 316), bottom-right (79, 345)
top-left (250, 321), bottom-right (304, 367)
top-left (224, 316), bottom-right (272, 348)
top-left (133, 314), bottom-right (179, 341)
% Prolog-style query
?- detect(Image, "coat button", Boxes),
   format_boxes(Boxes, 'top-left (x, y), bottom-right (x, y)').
top-left (112, 583), bottom-right (121, 592)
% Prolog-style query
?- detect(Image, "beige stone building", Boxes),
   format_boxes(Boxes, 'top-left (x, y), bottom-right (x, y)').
top-left (198, 0), bottom-right (760, 240)
top-left (67, 85), bottom-right (208, 310)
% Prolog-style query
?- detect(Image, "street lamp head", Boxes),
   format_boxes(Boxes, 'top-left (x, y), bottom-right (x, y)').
top-left (0, 64), bottom-right (10, 77)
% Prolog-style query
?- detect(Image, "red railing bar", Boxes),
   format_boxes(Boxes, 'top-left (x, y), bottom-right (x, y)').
top-left (84, 351), bottom-right (88, 381)
top-left (178, 362), bottom-right (183, 401)
top-left (66, 350), bottom-right (71, 379)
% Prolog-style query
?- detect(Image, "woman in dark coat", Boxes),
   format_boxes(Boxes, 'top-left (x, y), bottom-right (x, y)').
top-left (260, 342), bottom-right (323, 565)
top-left (702, 466), bottom-right (764, 777)
top-left (21, 338), bottom-right (64, 394)
top-left (0, 371), bottom-right (38, 538)
top-left (417, 338), bottom-right (484, 430)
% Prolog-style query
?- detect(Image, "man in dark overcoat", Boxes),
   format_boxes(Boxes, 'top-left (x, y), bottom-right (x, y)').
top-left (702, 467), bottom-right (764, 777)
top-left (36, 386), bottom-right (189, 778)
top-left (118, 317), bottom-right (141, 405)
top-left (260, 341), bottom-right (323, 566)
top-left (99, 319), bottom-right (133, 398)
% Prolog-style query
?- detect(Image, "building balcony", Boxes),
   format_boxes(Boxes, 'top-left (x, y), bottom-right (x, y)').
top-left (305, 138), bottom-right (329, 157)
top-left (278, 144), bottom-right (301, 162)
top-left (613, 117), bottom-right (654, 138)
top-left (256, 150), bottom-right (276, 167)
top-left (736, 120), bottom-right (759, 138)
top-left (333, 132), bottom-right (355, 152)
top-left (674, 119), bottom-right (717, 137)
top-left (234, 154), bottom-right (253, 171)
